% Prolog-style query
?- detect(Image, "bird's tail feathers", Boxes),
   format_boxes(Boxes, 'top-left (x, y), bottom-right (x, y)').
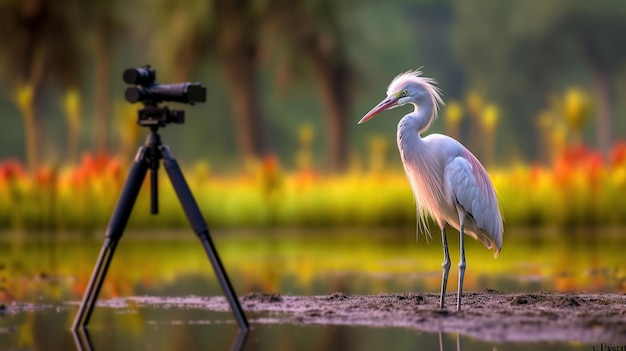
top-left (485, 236), bottom-right (501, 259)
top-left (469, 229), bottom-right (501, 258)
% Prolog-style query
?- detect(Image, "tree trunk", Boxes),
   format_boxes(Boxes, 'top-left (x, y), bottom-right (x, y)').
top-left (220, 54), bottom-right (270, 161)
top-left (217, 0), bottom-right (270, 162)
top-left (581, 29), bottom-right (614, 160)
top-left (303, 37), bottom-right (350, 172)
top-left (19, 45), bottom-right (47, 173)
top-left (589, 68), bottom-right (612, 159)
top-left (93, 27), bottom-right (111, 153)
top-left (19, 88), bottom-right (38, 173)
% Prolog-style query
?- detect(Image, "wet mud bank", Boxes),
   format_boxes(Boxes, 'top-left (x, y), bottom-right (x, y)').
top-left (240, 291), bottom-right (626, 343)
top-left (7, 290), bottom-right (626, 343)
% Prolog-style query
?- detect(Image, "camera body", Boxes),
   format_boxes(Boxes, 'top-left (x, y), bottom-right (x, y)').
top-left (137, 105), bottom-right (185, 126)
top-left (124, 65), bottom-right (206, 127)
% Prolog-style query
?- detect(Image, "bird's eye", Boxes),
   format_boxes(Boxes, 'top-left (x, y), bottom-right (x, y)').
top-left (400, 89), bottom-right (408, 97)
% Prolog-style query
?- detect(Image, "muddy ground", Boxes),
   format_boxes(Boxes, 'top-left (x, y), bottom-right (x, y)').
top-left (4, 291), bottom-right (626, 343)
top-left (99, 290), bottom-right (626, 344)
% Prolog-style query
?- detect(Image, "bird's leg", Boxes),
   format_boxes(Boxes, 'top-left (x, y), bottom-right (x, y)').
top-left (457, 212), bottom-right (467, 311)
top-left (440, 226), bottom-right (451, 309)
top-left (438, 331), bottom-right (444, 351)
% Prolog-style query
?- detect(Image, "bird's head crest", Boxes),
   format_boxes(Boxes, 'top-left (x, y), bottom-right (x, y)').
top-left (387, 69), bottom-right (444, 118)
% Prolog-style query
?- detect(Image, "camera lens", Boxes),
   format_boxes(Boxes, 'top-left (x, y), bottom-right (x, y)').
top-left (123, 67), bottom-right (155, 86)
top-left (124, 87), bottom-right (144, 103)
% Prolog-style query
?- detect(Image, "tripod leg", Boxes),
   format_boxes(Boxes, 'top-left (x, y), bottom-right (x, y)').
top-left (161, 145), bottom-right (249, 332)
top-left (72, 147), bottom-right (149, 331)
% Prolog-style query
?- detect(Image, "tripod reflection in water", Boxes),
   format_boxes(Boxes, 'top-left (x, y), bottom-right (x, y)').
top-left (71, 327), bottom-right (463, 351)
top-left (71, 327), bottom-right (249, 351)
top-left (439, 331), bottom-right (462, 351)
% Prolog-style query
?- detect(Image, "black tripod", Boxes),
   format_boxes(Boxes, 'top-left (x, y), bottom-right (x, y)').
top-left (72, 112), bottom-right (248, 332)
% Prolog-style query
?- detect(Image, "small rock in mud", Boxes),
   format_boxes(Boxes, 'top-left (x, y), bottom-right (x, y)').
top-left (243, 292), bottom-right (283, 303)
top-left (395, 293), bottom-right (424, 303)
top-left (510, 294), bottom-right (544, 306)
top-left (306, 310), bottom-right (322, 317)
top-left (510, 295), bottom-right (529, 305)
top-left (411, 296), bottom-right (425, 304)
top-left (482, 288), bottom-right (502, 294)
top-left (551, 295), bottom-right (582, 307)
top-left (326, 292), bottom-right (348, 301)
top-left (429, 309), bottom-right (451, 316)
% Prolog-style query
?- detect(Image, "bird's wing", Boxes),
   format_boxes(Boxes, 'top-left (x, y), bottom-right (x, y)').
top-left (444, 152), bottom-right (503, 255)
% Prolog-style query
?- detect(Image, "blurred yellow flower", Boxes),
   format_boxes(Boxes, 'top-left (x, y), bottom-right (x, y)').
top-left (444, 100), bottom-right (463, 127)
top-left (368, 135), bottom-right (388, 173)
top-left (16, 85), bottom-right (34, 111)
top-left (481, 103), bottom-right (499, 132)
top-left (465, 90), bottom-right (483, 120)
top-left (563, 87), bottom-right (591, 133)
top-left (63, 89), bottom-right (81, 131)
top-left (298, 124), bottom-right (315, 145)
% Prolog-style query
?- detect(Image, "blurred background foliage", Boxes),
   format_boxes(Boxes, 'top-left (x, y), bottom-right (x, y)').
top-left (2, 4), bottom-right (626, 348)
top-left (0, 0), bottom-right (625, 230)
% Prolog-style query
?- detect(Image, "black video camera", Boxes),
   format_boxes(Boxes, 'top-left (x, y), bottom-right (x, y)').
top-left (124, 65), bottom-right (206, 127)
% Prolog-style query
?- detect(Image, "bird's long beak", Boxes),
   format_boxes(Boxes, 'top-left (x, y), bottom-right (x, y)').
top-left (358, 96), bottom-right (398, 124)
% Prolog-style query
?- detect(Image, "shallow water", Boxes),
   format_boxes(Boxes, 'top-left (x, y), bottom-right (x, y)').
top-left (0, 227), bottom-right (624, 350)
top-left (1, 306), bottom-right (594, 351)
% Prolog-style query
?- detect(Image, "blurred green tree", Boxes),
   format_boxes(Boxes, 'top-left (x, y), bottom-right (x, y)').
top-left (0, 0), bottom-right (80, 171)
top-left (147, 0), bottom-right (355, 170)
top-left (452, 0), bottom-right (626, 159)
top-left (263, 0), bottom-right (353, 171)
top-left (80, 0), bottom-right (123, 153)
top-left (146, 0), bottom-right (271, 163)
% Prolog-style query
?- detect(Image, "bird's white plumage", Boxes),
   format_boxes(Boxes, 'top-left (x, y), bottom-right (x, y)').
top-left (399, 130), bottom-right (503, 256)
top-left (389, 70), bottom-right (503, 256)
top-left (359, 68), bottom-right (503, 310)
top-left (444, 151), bottom-right (503, 255)
top-left (398, 125), bottom-right (446, 239)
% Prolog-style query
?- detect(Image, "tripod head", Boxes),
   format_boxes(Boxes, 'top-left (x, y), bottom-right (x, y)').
top-left (122, 65), bottom-right (208, 214)
top-left (124, 65), bottom-right (206, 127)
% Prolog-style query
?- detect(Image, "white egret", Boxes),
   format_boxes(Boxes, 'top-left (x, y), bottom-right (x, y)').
top-left (358, 70), bottom-right (503, 311)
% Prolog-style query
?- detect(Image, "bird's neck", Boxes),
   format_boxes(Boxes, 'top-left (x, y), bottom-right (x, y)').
top-left (399, 102), bottom-right (435, 137)
top-left (397, 102), bottom-right (436, 159)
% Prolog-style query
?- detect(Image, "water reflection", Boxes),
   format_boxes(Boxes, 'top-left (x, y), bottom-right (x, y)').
top-left (69, 321), bottom-right (588, 351)
top-left (72, 328), bottom-right (94, 351)
top-left (74, 327), bottom-right (248, 351)
top-left (1, 304), bottom-right (592, 351)
top-left (1, 227), bottom-right (624, 307)
top-left (0, 228), bottom-right (620, 350)
top-left (439, 332), bottom-right (461, 351)
top-left (231, 330), bottom-right (249, 351)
